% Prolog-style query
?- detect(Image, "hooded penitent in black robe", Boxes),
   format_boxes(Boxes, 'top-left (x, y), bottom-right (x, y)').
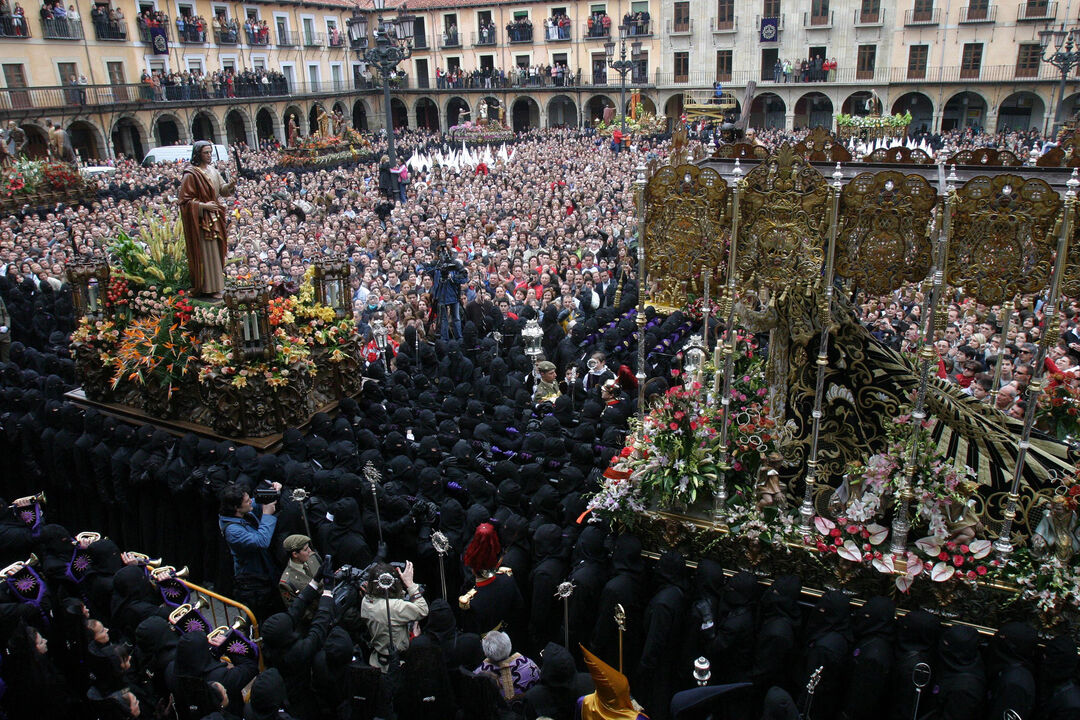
top-left (840, 595), bottom-right (895, 720)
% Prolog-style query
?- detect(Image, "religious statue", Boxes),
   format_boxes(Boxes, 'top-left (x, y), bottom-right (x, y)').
top-left (332, 110), bottom-right (347, 137)
top-left (498, 104), bottom-right (505, 127)
top-left (287, 115), bottom-right (299, 147)
top-left (6, 122), bottom-right (25, 159)
top-left (1031, 494), bottom-right (1080, 563)
top-left (179, 141), bottom-right (234, 297)
top-left (478, 100), bottom-right (488, 126)
top-left (945, 480), bottom-right (981, 546)
top-left (316, 107), bottom-right (331, 139)
top-left (45, 119), bottom-right (76, 163)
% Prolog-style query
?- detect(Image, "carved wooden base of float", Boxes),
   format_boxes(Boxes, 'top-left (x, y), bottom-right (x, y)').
top-left (64, 387), bottom-right (343, 452)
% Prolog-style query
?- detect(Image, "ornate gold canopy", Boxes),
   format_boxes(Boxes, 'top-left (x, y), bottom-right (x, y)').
top-left (836, 171), bottom-right (937, 296)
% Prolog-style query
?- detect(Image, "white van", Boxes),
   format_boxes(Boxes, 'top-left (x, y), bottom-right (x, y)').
top-left (142, 144), bottom-right (229, 166)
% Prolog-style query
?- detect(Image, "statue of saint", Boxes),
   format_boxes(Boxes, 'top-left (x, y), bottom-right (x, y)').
top-left (498, 104), bottom-right (505, 127)
top-left (478, 100), bottom-right (488, 125)
top-left (179, 141), bottom-right (234, 297)
top-left (287, 115), bottom-right (299, 147)
top-left (332, 110), bottom-right (347, 137)
top-left (317, 107), bottom-right (331, 138)
top-left (45, 119), bottom-right (76, 163)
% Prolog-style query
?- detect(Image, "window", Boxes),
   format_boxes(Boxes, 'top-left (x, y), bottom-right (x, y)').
top-left (306, 63), bottom-right (319, 88)
top-left (444, 13), bottom-right (457, 31)
top-left (185, 57), bottom-right (203, 72)
top-left (966, 0), bottom-right (988, 19)
top-left (631, 1), bottom-right (649, 11)
top-left (516, 54), bottom-right (530, 68)
top-left (763, 0), bottom-right (781, 17)
top-left (211, 4), bottom-right (228, 19)
top-left (245, 8), bottom-right (257, 20)
top-left (673, 1), bottom-right (690, 31)
top-left (674, 50), bottom-right (689, 82)
top-left (717, 0), bottom-right (734, 28)
top-left (553, 52), bottom-right (567, 64)
top-left (178, 3), bottom-right (193, 16)
top-left (481, 53), bottom-right (496, 69)
top-left (302, 17), bottom-right (315, 45)
top-left (810, 0), bottom-right (829, 23)
top-left (716, 49), bottom-right (732, 81)
top-left (960, 42), bottom-right (982, 78)
top-left (912, 0), bottom-right (933, 21)
top-left (514, 11), bottom-right (528, 19)
top-left (414, 58), bottom-right (428, 87)
top-left (1015, 43), bottom-right (1040, 77)
top-left (57, 61), bottom-right (77, 83)
top-left (761, 47), bottom-right (778, 80)
top-left (1023, 0), bottom-right (1049, 17)
top-left (250, 57), bottom-right (264, 70)
top-left (2, 64), bottom-right (28, 111)
top-left (330, 63), bottom-right (343, 90)
top-left (856, 44), bottom-right (876, 79)
top-left (859, 0), bottom-right (880, 21)
top-left (106, 61), bottom-right (124, 83)
top-left (632, 50), bottom-right (647, 81)
top-left (907, 44), bottom-right (928, 78)
top-left (137, 2), bottom-right (154, 14)
top-left (590, 4), bottom-right (606, 12)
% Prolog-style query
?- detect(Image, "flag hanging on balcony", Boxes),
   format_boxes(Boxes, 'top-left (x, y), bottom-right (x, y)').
top-left (149, 26), bottom-right (169, 54)
top-left (759, 17), bottom-right (778, 41)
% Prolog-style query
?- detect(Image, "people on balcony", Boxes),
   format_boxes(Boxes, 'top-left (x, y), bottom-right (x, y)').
top-left (506, 16), bottom-right (532, 42)
top-left (623, 10), bottom-right (650, 34)
top-left (545, 12), bottom-right (570, 40)
top-left (477, 20), bottom-right (495, 44)
top-left (587, 11), bottom-right (610, 37)
top-left (213, 13), bottom-right (237, 43)
top-left (175, 12), bottom-right (205, 42)
top-left (89, 4), bottom-right (123, 39)
top-left (328, 24), bottom-right (341, 46)
top-left (441, 22), bottom-right (458, 46)
top-left (244, 17), bottom-right (268, 44)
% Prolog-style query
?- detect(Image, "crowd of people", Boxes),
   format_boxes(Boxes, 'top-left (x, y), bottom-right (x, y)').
top-left (138, 68), bottom-right (290, 102)
top-left (244, 16), bottom-right (270, 45)
top-left (0, 124), bottom-right (1079, 719)
top-left (770, 56), bottom-right (839, 83)
top-left (175, 11), bottom-right (207, 43)
top-left (506, 16), bottom-right (533, 43)
top-left (0, 0), bottom-right (28, 37)
top-left (545, 13), bottom-right (572, 40)
top-left (434, 64), bottom-right (579, 90)
top-left (89, 3), bottom-right (124, 39)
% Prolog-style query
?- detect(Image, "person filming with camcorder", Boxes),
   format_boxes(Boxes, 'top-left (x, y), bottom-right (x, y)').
top-left (425, 240), bottom-right (468, 342)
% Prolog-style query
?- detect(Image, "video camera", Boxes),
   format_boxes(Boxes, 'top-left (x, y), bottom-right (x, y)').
top-left (254, 481), bottom-right (280, 506)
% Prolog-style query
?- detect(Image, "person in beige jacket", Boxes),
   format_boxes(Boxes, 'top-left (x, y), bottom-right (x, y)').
top-left (360, 560), bottom-right (428, 672)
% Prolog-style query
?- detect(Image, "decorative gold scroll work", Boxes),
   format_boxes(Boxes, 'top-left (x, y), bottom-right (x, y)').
top-left (836, 171), bottom-right (937, 296)
top-left (642, 164), bottom-right (730, 312)
top-left (947, 175), bottom-right (1061, 306)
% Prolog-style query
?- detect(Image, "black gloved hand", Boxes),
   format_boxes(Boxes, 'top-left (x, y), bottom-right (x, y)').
top-left (314, 554), bottom-right (331, 582)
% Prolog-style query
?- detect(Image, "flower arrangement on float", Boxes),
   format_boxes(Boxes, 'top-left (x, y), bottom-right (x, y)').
top-left (834, 111), bottom-right (912, 129)
top-left (447, 120), bottom-right (514, 144)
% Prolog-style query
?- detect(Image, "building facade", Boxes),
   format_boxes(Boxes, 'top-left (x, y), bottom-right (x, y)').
top-left (0, 0), bottom-right (1071, 160)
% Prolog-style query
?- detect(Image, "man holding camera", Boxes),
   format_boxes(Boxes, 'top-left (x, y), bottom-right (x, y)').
top-left (218, 481), bottom-right (281, 621)
top-left (360, 560), bottom-right (428, 672)
top-left (429, 240), bottom-right (468, 341)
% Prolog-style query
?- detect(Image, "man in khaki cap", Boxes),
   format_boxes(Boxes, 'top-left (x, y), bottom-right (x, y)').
top-left (279, 534), bottom-right (322, 608)
top-left (532, 360), bottom-right (563, 404)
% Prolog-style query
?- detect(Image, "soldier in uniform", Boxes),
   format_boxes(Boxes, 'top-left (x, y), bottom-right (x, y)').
top-left (458, 523), bottom-right (524, 638)
top-left (532, 360), bottom-right (563, 404)
top-left (278, 534), bottom-right (321, 608)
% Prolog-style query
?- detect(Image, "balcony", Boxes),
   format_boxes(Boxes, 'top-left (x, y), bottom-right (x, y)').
top-left (959, 4), bottom-right (996, 21)
top-left (667, 18), bottom-right (693, 34)
top-left (175, 20), bottom-right (205, 43)
top-left (214, 28), bottom-right (239, 45)
top-left (904, 7), bottom-right (941, 24)
top-left (855, 8), bottom-right (883, 23)
top-left (439, 31), bottom-right (461, 48)
top-left (0, 16), bottom-right (29, 37)
top-left (246, 29), bottom-right (270, 46)
top-left (625, 19), bottom-right (651, 36)
top-left (1017, 1), bottom-right (1055, 20)
top-left (276, 29), bottom-right (298, 46)
top-left (91, 18), bottom-right (127, 40)
top-left (544, 21), bottom-right (571, 41)
top-left (42, 16), bottom-right (83, 39)
top-left (507, 25), bottom-right (533, 43)
top-left (413, 33), bottom-right (428, 49)
top-left (303, 31), bottom-right (323, 47)
top-left (473, 28), bottom-right (496, 45)
top-left (711, 16), bottom-right (737, 32)
top-left (582, 22), bottom-right (610, 39)
top-left (327, 32), bottom-right (344, 48)
top-left (804, 10), bottom-right (833, 27)
top-left (959, 64), bottom-right (981, 79)
top-left (754, 14), bottom-right (786, 32)
top-left (136, 17), bottom-right (167, 43)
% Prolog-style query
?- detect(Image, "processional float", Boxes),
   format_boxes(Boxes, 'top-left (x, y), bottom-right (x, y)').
top-left (635, 126), bottom-right (1080, 556)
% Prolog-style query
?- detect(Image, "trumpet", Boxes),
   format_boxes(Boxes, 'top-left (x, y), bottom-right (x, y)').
top-left (150, 565), bottom-right (188, 582)
top-left (0, 553), bottom-right (39, 578)
top-left (9, 492), bottom-right (45, 509)
top-left (209, 615), bottom-right (250, 643)
top-left (168, 598), bottom-right (206, 625)
top-left (75, 531), bottom-right (102, 547)
top-left (126, 552), bottom-right (163, 568)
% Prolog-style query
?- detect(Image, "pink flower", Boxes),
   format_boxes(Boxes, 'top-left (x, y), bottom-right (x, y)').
top-left (669, 422), bottom-right (678, 430)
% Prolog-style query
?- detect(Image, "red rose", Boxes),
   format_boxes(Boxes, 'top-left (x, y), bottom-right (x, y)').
top-left (619, 446), bottom-right (633, 458)
top-left (952, 555), bottom-right (964, 567)
top-left (830, 528), bottom-right (841, 537)
top-left (938, 551), bottom-right (948, 561)
top-left (833, 537), bottom-right (843, 546)
top-left (976, 565), bottom-right (987, 575)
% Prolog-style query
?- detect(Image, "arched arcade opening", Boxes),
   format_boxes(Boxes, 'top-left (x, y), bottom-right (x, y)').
top-left (224, 110), bottom-right (249, 146)
top-left (997, 92), bottom-right (1045, 133)
top-left (191, 111), bottom-right (218, 143)
top-left (112, 117), bottom-right (145, 160)
top-left (548, 95), bottom-right (578, 127)
top-left (794, 92), bottom-right (833, 130)
top-left (512, 97), bottom-right (540, 132)
top-left (749, 93), bottom-right (785, 130)
top-left (154, 115), bottom-right (182, 146)
top-left (891, 92), bottom-right (934, 134)
top-left (943, 91), bottom-right (987, 132)
top-left (415, 98), bottom-right (439, 131)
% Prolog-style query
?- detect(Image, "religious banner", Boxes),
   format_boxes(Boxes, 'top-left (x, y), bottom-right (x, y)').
top-left (759, 17), bottom-right (779, 42)
top-left (149, 26), bottom-right (169, 54)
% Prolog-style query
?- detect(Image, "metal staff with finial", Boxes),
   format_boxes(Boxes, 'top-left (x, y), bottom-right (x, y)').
top-left (363, 461), bottom-right (384, 549)
top-left (555, 581), bottom-right (575, 648)
top-left (432, 530), bottom-right (451, 601)
top-left (614, 603), bottom-right (627, 673)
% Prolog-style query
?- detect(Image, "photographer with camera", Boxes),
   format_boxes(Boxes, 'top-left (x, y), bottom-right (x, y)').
top-left (427, 240), bottom-right (468, 342)
top-left (360, 560), bottom-right (428, 673)
top-left (217, 481), bottom-right (281, 622)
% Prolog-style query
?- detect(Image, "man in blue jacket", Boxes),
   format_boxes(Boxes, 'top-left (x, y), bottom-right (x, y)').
top-left (218, 481), bottom-right (280, 621)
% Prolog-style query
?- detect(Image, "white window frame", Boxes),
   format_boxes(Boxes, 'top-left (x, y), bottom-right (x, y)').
top-left (512, 9), bottom-right (531, 19)
top-left (210, 4), bottom-right (229, 20)
top-left (329, 61), bottom-right (344, 89)
top-left (300, 13), bottom-right (316, 42)
top-left (99, 56), bottom-right (126, 81)
top-left (272, 11), bottom-right (290, 31)
top-left (136, 0), bottom-right (160, 14)
top-left (249, 53), bottom-right (267, 69)
top-left (174, 1), bottom-right (194, 17)
top-left (550, 51), bottom-right (568, 65)
top-left (476, 9), bottom-right (493, 25)
top-left (478, 53), bottom-right (495, 66)
top-left (323, 15), bottom-right (338, 34)
top-left (306, 61), bottom-right (321, 89)
top-left (549, 6), bottom-right (569, 17)
top-left (445, 54), bottom-right (462, 70)
top-left (441, 12), bottom-right (458, 30)
top-left (219, 53), bottom-right (238, 71)
top-left (184, 54), bottom-right (205, 72)
top-left (514, 53), bottom-right (533, 67)
top-left (144, 56), bottom-right (169, 74)
top-left (243, 5), bottom-right (259, 20)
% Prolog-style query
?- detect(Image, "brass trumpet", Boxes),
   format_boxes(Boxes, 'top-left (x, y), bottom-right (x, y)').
top-left (126, 552), bottom-right (163, 568)
top-left (75, 532), bottom-right (102, 547)
top-left (167, 598), bottom-right (206, 625)
top-left (150, 565), bottom-right (188, 582)
top-left (0, 553), bottom-right (39, 578)
top-left (9, 492), bottom-right (45, 509)
top-left (208, 615), bottom-right (250, 643)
